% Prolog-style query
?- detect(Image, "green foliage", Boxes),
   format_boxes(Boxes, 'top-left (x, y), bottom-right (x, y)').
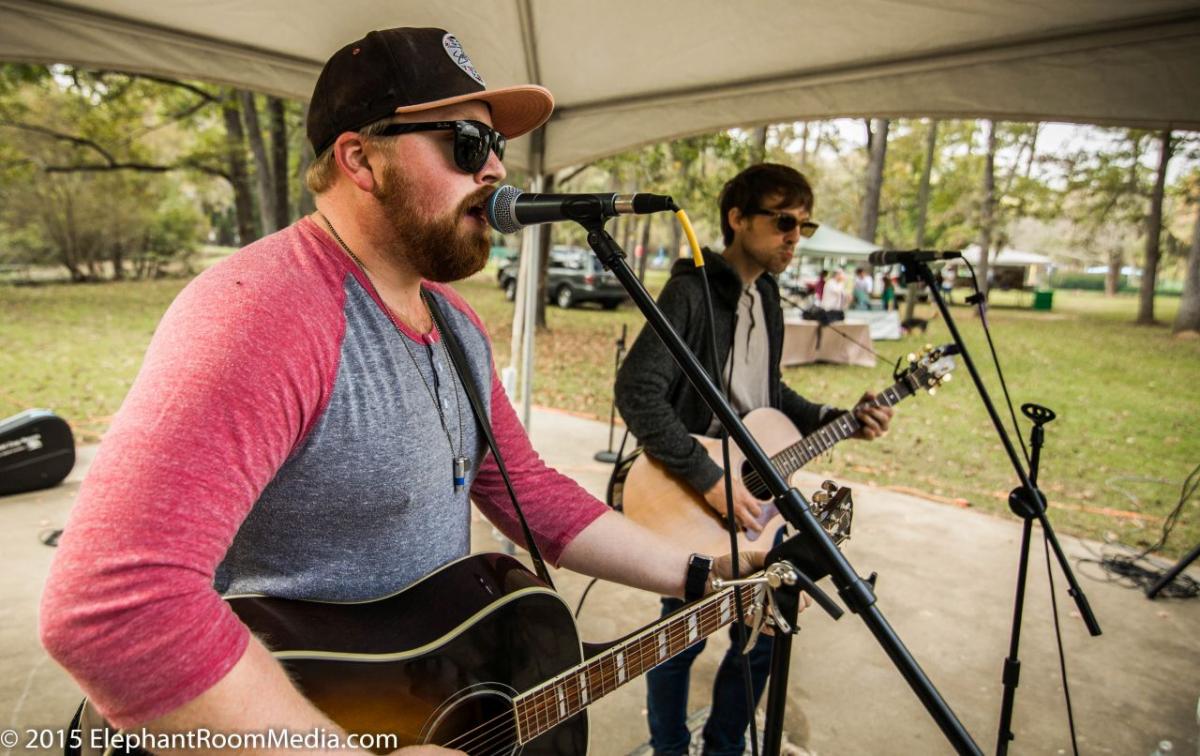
top-left (0, 63), bottom-right (220, 279)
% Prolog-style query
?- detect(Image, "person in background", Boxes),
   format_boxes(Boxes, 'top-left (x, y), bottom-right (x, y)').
top-left (881, 275), bottom-right (897, 311)
top-left (821, 268), bottom-right (849, 312)
top-left (813, 269), bottom-right (827, 300)
top-left (853, 267), bottom-right (874, 309)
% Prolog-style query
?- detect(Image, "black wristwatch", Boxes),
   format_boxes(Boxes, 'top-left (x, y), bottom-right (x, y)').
top-left (685, 553), bottom-right (714, 602)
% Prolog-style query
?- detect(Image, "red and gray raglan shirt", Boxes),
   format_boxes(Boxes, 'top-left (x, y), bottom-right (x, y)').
top-left (39, 217), bottom-right (609, 728)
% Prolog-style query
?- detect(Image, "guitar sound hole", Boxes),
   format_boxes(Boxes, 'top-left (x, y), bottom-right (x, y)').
top-left (423, 686), bottom-right (520, 755)
top-left (739, 460), bottom-right (771, 500)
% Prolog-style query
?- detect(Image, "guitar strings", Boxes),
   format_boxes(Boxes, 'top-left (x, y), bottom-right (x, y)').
top-left (439, 586), bottom-right (754, 752)
top-left (512, 586), bottom-right (752, 736)
top-left (740, 392), bottom-right (899, 495)
top-left (441, 593), bottom-right (741, 752)
top-left (441, 587), bottom-right (752, 751)
top-left (444, 603), bottom-right (736, 755)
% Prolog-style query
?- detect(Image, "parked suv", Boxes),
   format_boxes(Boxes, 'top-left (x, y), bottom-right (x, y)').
top-left (496, 246), bottom-right (628, 309)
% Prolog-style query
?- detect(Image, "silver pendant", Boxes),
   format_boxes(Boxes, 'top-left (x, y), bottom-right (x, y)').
top-left (454, 456), bottom-right (470, 492)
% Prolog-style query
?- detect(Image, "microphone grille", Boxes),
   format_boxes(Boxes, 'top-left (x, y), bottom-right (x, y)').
top-left (486, 185), bottom-right (523, 234)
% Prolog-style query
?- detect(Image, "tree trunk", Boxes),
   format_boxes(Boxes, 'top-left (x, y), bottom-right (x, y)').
top-left (906, 120), bottom-right (939, 320)
top-left (859, 118), bottom-right (889, 244)
top-left (297, 101), bottom-right (316, 216)
top-left (798, 122), bottom-right (810, 168)
top-left (535, 174), bottom-right (555, 329)
top-left (669, 154), bottom-right (688, 261)
top-left (1105, 251), bottom-right (1123, 297)
top-left (751, 125), bottom-right (768, 163)
top-left (621, 174), bottom-right (637, 252)
top-left (1137, 129), bottom-right (1172, 325)
top-left (221, 95), bottom-right (258, 245)
top-left (977, 120), bottom-right (997, 299)
top-left (637, 214), bottom-right (652, 282)
top-left (268, 96), bottom-right (290, 229)
top-left (238, 90), bottom-right (276, 235)
top-left (1172, 204), bottom-right (1200, 333)
top-left (110, 242), bottom-right (124, 281)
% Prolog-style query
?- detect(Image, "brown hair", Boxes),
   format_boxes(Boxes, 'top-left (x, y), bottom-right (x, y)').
top-left (718, 163), bottom-right (814, 246)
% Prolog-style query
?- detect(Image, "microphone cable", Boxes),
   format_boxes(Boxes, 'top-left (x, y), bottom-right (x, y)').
top-left (677, 208), bottom-right (761, 756)
top-left (961, 260), bottom-right (1032, 467)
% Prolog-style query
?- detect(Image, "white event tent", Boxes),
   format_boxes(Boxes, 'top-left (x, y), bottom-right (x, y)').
top-left (3, 0), bottom-right (1198, 422)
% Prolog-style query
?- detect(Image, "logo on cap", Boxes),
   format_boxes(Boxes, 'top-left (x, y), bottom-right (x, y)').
top-left (442, 33), bottom-right (486, 88)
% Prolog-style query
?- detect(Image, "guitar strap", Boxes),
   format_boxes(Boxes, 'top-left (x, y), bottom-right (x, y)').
top-left (424, 291), bottom-right (556, 590)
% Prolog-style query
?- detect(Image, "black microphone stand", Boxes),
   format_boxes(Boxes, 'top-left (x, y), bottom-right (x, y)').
top-left (594, 323), bottom-right (627, 464)
top-left (905, 262), bottom-right (1102, 756)
top-left (581, 221), bottom-right (981, 756)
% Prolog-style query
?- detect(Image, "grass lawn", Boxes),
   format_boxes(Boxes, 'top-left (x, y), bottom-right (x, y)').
top-left (3, 265), bottom-right (1197, 558)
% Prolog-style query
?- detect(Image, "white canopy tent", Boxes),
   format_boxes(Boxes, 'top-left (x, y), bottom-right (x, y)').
top-left (797, 225), bottom-right (882, 259)
top-left (955, 244), bottom-right (1055, 288)
top-left (3, 0), bottom-right (1199, 423)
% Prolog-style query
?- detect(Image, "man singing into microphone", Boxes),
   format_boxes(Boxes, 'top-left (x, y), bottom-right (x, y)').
top-left (616, 163), bottom-right (894, 756)
top-left (40, 28), bottom-right (778, 754)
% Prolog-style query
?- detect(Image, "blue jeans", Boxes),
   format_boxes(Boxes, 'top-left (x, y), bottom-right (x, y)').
top-left (646, 597), bottom-right (775, 756)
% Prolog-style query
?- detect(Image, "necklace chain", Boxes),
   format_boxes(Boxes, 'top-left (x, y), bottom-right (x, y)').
top-left (318, 213), bottom-right (466, 473)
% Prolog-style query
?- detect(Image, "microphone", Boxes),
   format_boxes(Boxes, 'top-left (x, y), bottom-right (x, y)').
top-left (486, 184), bottom-right (676, 234)
top-left (868, 249), bottom-right (963, 266)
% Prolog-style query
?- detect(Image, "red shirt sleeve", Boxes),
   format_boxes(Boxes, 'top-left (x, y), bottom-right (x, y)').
top-left (39, 226), bottom-right (345, 728)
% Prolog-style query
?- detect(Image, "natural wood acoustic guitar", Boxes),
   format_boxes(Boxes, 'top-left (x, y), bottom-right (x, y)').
top-left (613, 345), bottom-right (957, 555)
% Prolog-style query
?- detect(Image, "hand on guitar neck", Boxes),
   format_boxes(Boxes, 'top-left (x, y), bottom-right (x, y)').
top-left (699, 390), bottom-right (893, 534)
top-left (849, 390), bottom-right (894, 441)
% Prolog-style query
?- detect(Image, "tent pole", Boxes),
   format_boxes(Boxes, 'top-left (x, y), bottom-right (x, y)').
top-left (517, 128), bottom-right (548, 429)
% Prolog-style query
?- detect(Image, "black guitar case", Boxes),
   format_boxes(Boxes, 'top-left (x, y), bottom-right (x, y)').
top-left (0, 409), bottom-right (76, 496)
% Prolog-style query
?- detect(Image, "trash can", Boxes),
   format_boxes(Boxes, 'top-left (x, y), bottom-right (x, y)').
top-left (1032, 289), bottom-right (1054, 311)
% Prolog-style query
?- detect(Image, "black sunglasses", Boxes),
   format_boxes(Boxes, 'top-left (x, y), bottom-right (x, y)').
top-left (748, 209), bottom-right (819, 238)
top-left (374, 119), bottom-right (506, 173)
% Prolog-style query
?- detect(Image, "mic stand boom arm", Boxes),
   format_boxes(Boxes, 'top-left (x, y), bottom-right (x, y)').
top-left (581, 221), bottom-right (981, 756)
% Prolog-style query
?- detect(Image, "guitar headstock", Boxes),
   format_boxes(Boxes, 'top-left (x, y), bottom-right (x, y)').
top-left (897, 343), bottom-right (958, 396)
top-left (809, 480), bottom-right (853, 545)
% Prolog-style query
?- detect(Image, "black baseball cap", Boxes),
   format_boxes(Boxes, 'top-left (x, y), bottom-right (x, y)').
top-left (307, 27), bottom-right (554, 155)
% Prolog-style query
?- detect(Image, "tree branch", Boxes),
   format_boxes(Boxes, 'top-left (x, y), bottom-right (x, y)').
top-left (0, 120), bottom-right (117, 164)
top-left (556, 163), bottom-right (593, 186)
top-left (95, 69), bottom-right (219, 103)
top-left (42, 161), bottom-right (229, 181)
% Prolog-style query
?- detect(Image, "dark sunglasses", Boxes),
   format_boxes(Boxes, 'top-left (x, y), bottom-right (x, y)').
top-left (748, 209), bottom-right (819, 238)
top-left (374, 119), bottom-right (506, 173)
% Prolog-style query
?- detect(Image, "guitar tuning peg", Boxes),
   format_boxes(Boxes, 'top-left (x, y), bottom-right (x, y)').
top-left (924, 343), bottom-right (933, 353)
top-left (821, 479), bottom-right (839, 493)
top-left (928, 386), bottom-right (937, 396)
top-left (907, 353), bottom-right (917, 363)
top-left (942, 373), bottom-right (952, 382)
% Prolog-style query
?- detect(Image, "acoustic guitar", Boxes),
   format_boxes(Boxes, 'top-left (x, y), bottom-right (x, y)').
top-left (613, 345), bottom-right (957, 556)
top-left (70, 486), bottom-right (853, 755)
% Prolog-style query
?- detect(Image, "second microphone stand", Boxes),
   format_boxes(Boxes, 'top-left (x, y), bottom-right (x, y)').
top-left (906, 262), bottom-right (1102, 756)
top-left (582, 221), bottom-right (981, 756)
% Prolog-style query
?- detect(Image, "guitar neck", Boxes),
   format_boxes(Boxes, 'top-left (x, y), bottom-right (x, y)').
top-left (513, 583), bottom-right (756, 743)
top-left (771, 376), bottom-right (919, 478)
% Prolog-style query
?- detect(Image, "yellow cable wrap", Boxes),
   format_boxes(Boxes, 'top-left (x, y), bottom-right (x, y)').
top-left (676, 209), bottom-right (705, 267)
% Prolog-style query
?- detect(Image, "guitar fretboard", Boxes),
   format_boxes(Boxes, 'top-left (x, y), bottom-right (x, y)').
top-left (743, 370), bottom-right (926, 498)
top-left (512, 583), bottom-right (757, 743)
